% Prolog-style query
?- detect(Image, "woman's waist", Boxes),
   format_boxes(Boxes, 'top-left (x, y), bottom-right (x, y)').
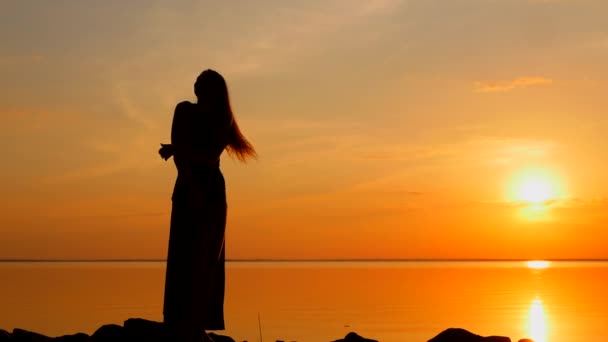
top-left (173, 170), bottom-right (225, 196)
top-left (176, 162), bottom-right (221, 173)
top-left (176, 170), bottom-right (224, 183)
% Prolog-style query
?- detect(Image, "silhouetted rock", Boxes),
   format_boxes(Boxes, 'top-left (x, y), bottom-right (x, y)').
top-left (123, 318), bottom-right (167, 341)
top-left (483, 337), bottom-right (510, 342)
top-left (53, 333), bottom-right (90, 342)
top-left (0, 329), bottom-right (10, 342)
top-left (332, 331), bottom-right (379, 342)
top-left (0, 323), bottom-right (522, 342)
top-left (428, 328), bottom-right (510, 342)
top-left (208, 332), bottom-right (236, 342)
top-left (12, 328), bottom-right (53, 341)
top-left (91, 324), bottom-right (126, 342)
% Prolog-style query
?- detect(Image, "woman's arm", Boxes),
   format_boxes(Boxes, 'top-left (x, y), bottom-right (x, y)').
top-left (159, 143), bottom-right (173, 160)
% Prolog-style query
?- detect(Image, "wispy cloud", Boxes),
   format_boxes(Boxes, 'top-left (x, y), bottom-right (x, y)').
top-left (553, 197), bottom-right (608, 208)
top-left (201, 0), bottom-right (405, 76)
top-left (351, 136), bottom-right (558, 166)
top-left (462, 137), bottom-right (558, 165)
top-left (474, 76), bottom-right (553, 93)
top-left (470, 196), bottom-right (608, 212)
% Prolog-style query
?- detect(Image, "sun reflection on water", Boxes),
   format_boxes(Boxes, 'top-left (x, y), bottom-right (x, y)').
top-left (528, 297), bottom-right (549, 342)
top-left (526, 260), bottom-right (551, 269)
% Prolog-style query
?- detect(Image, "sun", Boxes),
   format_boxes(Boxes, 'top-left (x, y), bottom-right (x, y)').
top-left (508, 167), bottom-right (563, 205)
top-left (518, 176), bottom-right (554, 204)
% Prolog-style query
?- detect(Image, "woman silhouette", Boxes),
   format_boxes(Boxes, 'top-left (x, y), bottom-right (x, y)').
top-left (159, 69), bottom-right (256, 341)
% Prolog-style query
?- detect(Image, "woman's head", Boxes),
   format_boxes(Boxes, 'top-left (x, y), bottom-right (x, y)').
top-left (194, 69), bottom-right (229, 112)
top-left (194, 69), bottom-right (257, 162)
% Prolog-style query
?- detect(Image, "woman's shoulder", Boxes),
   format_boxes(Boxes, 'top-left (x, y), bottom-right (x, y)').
top-left (175, 100), bottom-right (195, 113)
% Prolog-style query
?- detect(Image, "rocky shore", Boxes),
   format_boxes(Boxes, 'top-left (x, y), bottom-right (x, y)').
top-left (0, 319), bottom-right (533, 342)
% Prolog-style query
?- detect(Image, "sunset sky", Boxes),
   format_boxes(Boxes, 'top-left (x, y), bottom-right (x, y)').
top-left (2, 0), bottom-right (607, 260)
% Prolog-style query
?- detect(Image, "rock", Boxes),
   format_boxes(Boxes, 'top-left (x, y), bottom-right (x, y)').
top-left (483, 337), bottom-right (510, 342)
top-left (428, 328), bottom-right (510, 342)
top-left (11, 329), bottom-right (48, 342)
top-left (332, 331), bottom-right (379, 342)
top-left (52, 333), bottom-right (90, 342)
top-left (11, 328), bottom-right (52, 341)
top-left (91, 324), bottom-right (126, 342)
top-left (123, 318), bottom-right (164, 332)
top-left (428, 328), bottom-right (483, 342)
top-left (518, 340), bottom-right (534, 342)
top-left (123, 318), bottom-right (167, 342)
top-left (121, 319), bottom-right (235, 342)
top-left (207, 332), bottom-right (236, 342)
top-left (0, 329), bottom-right (10, 342)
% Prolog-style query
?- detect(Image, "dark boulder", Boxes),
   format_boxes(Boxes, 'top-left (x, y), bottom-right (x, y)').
top-left (11, 328), bottom-right (52, 342)
top-left (91, 324), bottom-right (125, 342)
top-left (428, 328), bottom-right (483, 342)
top-left (123, 318), bottom-right (167, 342)
top-left (52, 333), bottom-right (89, 342)
top-left (332, 331), bottom-right (379, 342)
top-left (208, 332), bottom-right (236, 342)
top-left (428, 328), bottom-right (510, 342)
top-left (120, 319), bottom-right (234, 342)
top-left (483, 337), bottom-right (511, 342)
top-left (0, 329), bottom-right (10, 342)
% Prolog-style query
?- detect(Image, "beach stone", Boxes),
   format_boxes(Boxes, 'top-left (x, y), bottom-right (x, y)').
top-left (332, 331), bottom-right (379, 342)
top-left (0, 329), bottom-right (10, 342)
top-left (11, 328), bottom-right (52, 341)
top-left (53, 333), bottom-right (89, 342)
top-left (483, 337), bottom-right (510, 342)
top-left (428, 328), bottom-right (482, 342)
top-left (428, 328), bottom-right (511, 342)
top-left (91, 324), bottom-right (126, 342)
top-left (123, 318), bottom-right (167, 341)
top-left (207, 332), bottom-right (236, 342)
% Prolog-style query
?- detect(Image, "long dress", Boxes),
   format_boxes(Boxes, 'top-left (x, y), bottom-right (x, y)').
top-left (163, 101), bottom-right (231, 331)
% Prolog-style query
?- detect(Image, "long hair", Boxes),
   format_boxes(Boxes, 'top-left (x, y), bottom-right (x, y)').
top-left (194, 69), bottom-right (257, 162)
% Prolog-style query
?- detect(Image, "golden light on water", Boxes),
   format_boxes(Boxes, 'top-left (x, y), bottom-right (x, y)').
top-left (528, 297), bottom-right (549, 342)
top-left (526, 260), bottom-right (551, 269)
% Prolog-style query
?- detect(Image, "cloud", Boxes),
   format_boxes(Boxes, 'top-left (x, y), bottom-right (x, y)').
top-left (474, 76), bottom-right (553, 93)
top-left (553, 197), bottom-right (608, 208)
top-left (200, 0), bottom-right (405, 76)
top-left (470, 196), bottom-right (608, 211)
top-left (469, 200), bottom-right (530, 208)
top-left (463, 137), bottom-right (558, 165)
top-left (1, 102), bottom-right (160, 185)
top-left (351, 136), bottom-right (558, 166)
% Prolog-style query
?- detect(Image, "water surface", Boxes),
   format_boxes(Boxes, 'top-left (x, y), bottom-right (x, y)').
top-left (1, 261), bottom-right (607, 341)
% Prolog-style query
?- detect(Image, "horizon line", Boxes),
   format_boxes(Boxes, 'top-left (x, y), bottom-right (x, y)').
top-left (1, 258), bottom-right (608, 263)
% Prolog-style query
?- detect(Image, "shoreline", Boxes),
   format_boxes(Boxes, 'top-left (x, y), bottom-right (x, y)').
top-left (1, 319), bottom-right (532, 342)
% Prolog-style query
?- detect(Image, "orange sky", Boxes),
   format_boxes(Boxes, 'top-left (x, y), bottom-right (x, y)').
top-left (1, 0), bottom-right (608, 260)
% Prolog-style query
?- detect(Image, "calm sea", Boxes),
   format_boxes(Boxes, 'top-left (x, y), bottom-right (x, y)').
top-left (1, 261), bottom-right (607, 342)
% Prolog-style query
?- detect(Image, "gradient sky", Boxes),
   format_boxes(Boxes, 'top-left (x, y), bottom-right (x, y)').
top-left (2, 0), bottom-right (608, 260)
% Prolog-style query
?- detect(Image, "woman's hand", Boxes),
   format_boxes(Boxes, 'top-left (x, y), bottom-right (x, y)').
top-left (159, 143), bottom-right (174, 160)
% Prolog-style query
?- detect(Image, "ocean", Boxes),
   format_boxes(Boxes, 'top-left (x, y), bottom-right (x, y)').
top-left (1, 261), bottom-right (607, 342)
